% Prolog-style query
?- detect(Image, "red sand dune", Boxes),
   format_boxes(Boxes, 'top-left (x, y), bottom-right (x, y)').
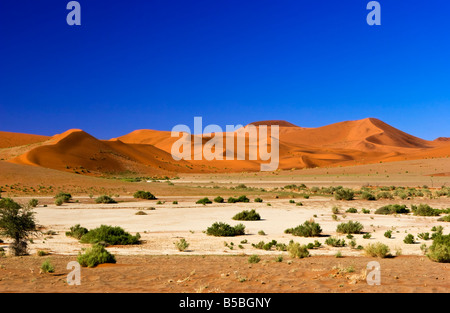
top-left (2, 118), bottom-right (450, 175)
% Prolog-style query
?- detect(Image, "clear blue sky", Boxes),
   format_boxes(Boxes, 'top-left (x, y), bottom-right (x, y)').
top-left (1, 0), bottom-right (449, 140)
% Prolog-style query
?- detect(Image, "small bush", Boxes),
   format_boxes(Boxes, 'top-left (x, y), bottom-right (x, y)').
top-left (334, 188), bottom-right (354, 201)
top-left (384, 230), bottom-right (392, 238)
top-left (135, 210), bottom-right (147, 215)
top-left (196, 197), bottom-right (212, 205)
top-left (346, 208), bottom-right (358, 213)
top-left (254, 198), bottom-right (263, 203)
top-left (133, 191), bottom-right (157, 200)
top-left (80, 225), bottom-right (140, 245)
top-left (66, 224), bottom-right (89, 239)
top-left (28, 199), bottom-right (39, 208)
top-left (172, 201), bottom-right (178, 205)
top-left (427, 234), bottom-right (450, 263)
top-left (437, 215), bottom-right (450, 222)
top-left (95, 195), bottom-right (117, 204)
top-left (205, 222), bottom-right (245, 237)
top-left (174, 238), bottom-right (189, 251)
top-left (412, 204), bottom-right (440, 216)
top-left (325, 237), bottom-right (346, 247)
top-left (361, 191), bottom-right (376, 201)
top-left (232, 209), bottom-right (261, 221)
top-left (248, 254), bottom-right (261, 263)
top-left (54, 192), bottom-right (72, 203)
top-left (213, 196), bottom-right (224, 203)
top-left (77, 244), bottom-right (116, 267)
top-left (361, 208), bottom-right (370, 214)
top-left (375, 204), bottom-right (409, 215)
top-left (403, 234), bottom-right (415, 244)
top-left (376, 191), bottom-right (393, 200)
top-left (227, 195), bottom-right (250, 203)
top-left (336, 221), bottom-right (364, 234)
top-left (364, 242), bottom-right (391, 258)
top-left (55, 198), bottom-right (64, 206)
top-left (284, 220), bottom-right (322, 237)
top-left (289, 199), bottom-right (295, 204)
top-left (287, 242), bottom-right (310, 258)
top-left (40, 259), bottom-right (55, 273)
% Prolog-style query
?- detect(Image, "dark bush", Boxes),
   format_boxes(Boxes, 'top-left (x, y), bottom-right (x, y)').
top-left (334, 188), bottom-right (354, 201)
top-left (213, 196), bottom-right (224, 203)
top-left (95, 195), bottom-right (117, 204)
top-left (133, 191), bottom-right (157, 200)
top-left (196, 197), bottom-right (212, 205)
top-left (375, 204), bottom-right (409, 215)
top-left (66, 224), bottom-right (89, 239)
top-left (284, 220), bottom-right (322, 237)
top-left (54, 192), bottom-right (72, 203)
top-left (80, 225), bottom-right (140, 245)
top-left (205, 222), bottom-right (245, 237)
top-left (232, 209), bottom-right (261, 221)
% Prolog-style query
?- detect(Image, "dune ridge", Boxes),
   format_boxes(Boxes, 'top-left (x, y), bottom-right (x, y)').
top-left (1, 118), bottom-right (449, 175)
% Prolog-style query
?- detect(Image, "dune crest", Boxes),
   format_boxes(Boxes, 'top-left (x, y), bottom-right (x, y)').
top-left (2, 118), bottom-right (449, 175)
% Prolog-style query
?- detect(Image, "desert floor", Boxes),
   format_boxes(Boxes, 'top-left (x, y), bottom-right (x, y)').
top-left (0, 158), bottom-right (449, 293)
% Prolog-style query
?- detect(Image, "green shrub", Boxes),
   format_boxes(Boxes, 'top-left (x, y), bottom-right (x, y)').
top-left (361, 191), bottom-right (376, 201)
top-left (375, 204), bottom-right (409, 215)
top-left (336, 221), bottom-right (364, 234)
top-left (133, 190), bottom-right (157, 200)
top-left (77, 244), bottom-right (116, 267)
top-left (287, 241), bottom-right (310, 258)
top-left (0, 198), bottom-right (37, 256)
top-left (437, 215), bottom-right (450, 222)
top-left (289, 199), bottom-right (295, 204)
top-left (412, 204), bottom-right (440, 216)
top-left (254, 198), bottom-right (263, 203)
top-left (284, 220), bottom-right (322, 237)
top-left (334, 188), bottom-right (354, 201)
top-left (28, 199), bottom-right (39, 208)
top-left (54, 192), bottom-right (72, 203)
top-left (427, 234), bottom-right (450, 263)
top-left (196, 197), bottom-right (212, 205)
top-left (418, 232), bottom-right (430, 240)
top-left (403, 234), bottom-right (415, 244)
top-left (95, 195), bottom-right (117, 204)
top-left (55, 198), bottom-right (64, 206)
top-left (172, 201), bottom-right (178, 205)
top-left (174, 238), bottom-right (189, 251)
top-left (363, 233), bottom-right (372, 239)
top-left (205, 222), bottom-right (245, 237)
top-left (40, 259), bottom-right (55, 273)
top-left (248, 254), bottom-right (261, 263)
top-left (232, 209), bottom-right (261, 221)
top-left (364, 242), bottom-right (391, 258)
top-left (346, 208), bottom-right (358, 213)
top-left (325, 237), bottom-right (346, 247)
top-left (213, 196), bottom-right (224, 203)
top-left (376, 191), bottom-right (393, 200)
top-left (361, 208), bottom-right (370, 214)
top-left (66, 224), bottom-right (89, 239)
top-left (227, 195), bottom-right (250, 203)
top-left (384, 230), bottom-right (392, 238)
top-left (80, 225), bottom-right (140, 245)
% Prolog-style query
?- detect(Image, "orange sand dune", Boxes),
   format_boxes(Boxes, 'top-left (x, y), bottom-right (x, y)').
top-left (4, 118), bottom-right (450, 175)
top-left (0, 131), bottom-right (50, 149)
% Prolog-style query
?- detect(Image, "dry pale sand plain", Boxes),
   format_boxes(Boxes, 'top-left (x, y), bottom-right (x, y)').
top-left (0, 157), bottom-right (449, 293)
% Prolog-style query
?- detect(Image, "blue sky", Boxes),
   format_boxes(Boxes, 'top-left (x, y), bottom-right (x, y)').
top-left (1, 0), bottom-right (449, 140)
